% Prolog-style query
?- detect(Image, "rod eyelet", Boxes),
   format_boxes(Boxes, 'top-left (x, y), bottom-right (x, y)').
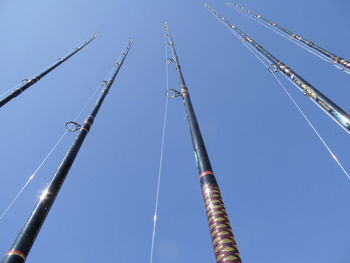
top-left (268, 64), bottom-right (279, 73)
top-left (166, 89), bottom-right (181, 99)
top-left (65, 121), bottom-right (81, 132)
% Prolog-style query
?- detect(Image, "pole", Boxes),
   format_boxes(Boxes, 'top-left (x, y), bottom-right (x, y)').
top-left (226, 2), bottom-right (350, 74)
top-left (1, 39), bottom-right (132, 263)
top-left (0, 34), bottom-right (97, 108)
top-left (163, 21), bottom-right (242, 263)
top-left (204, 4), bottom-right (350, 134)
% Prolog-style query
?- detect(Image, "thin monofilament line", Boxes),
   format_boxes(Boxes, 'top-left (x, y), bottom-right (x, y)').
top-left (283, 75), bottom-right (350, 133)
top-left (227, 3), bottom-right (350, 74)
top-left (0, 131), bottom-right (68, 221)
top-left (240, 30), bottom-right (350, 135)
top-left (0, 69), bottom-right (54, 100)
top-left (0, 37), bottom-right (97, 101)
top-left (0, 42), bottom-right (127, 221)
top-left (230, 26), bottom-right (350, 180)
top-left (228, 4), bottom-right (328, 60)
top-left (230, 5), bottom-right (330, 62)
top-left (269, 27), bottom-right (333, 66)
top-left (226, 5), bottom-right (331, 66)
top-left (242, 39), bottom-right (270, 67)
top-left (0, 82), bottom-right (103, 222)
top-left (0, 83), bottom-right (22, 99)
top-left (219, 16), bottom-right (272, 67)
top-left (227, 25), bottom-right (271, 67)
top-left (272, 74), bottom-right (350, 180)
top-left (149, 39), bottom-right (170, 263)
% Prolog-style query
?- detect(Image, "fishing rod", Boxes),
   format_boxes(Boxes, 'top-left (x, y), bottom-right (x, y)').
top-left (1, 39), bottom-right (132, 263)
top-left (204, 4), bottom-right (350, 134)
top-left (225, 2), bottom-right (350, 75)
top-left (0, 34), bottom-right (97, 108)
top-left (163, 21), bottom-right (242, 263)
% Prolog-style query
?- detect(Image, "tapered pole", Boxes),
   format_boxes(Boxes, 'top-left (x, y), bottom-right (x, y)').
top-left (205, 4), bottom-right (350, 134)
top-left (163, 21), bottom-right (242, 263)
top-left (226, 2), bottom-right (350, 74)
top-left (0, 34), bottom-right (97, 108)
top-left (1, 39), bottom-right (132, 263)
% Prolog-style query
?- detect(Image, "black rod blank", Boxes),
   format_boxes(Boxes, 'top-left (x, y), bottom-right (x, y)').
top-left (226, 2), bottom-right (350, 74)
top-left (205, 4), bottom-right (350, 134)
top-left (164, 21), bottom-right (242, 263)
top-left (0, 34), bottom-right (97, 108)
top-left (1, 39), bottom-right (132, 263)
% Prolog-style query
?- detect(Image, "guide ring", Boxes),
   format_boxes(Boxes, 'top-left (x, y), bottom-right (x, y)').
top-left (65, 121), bottom-right (81, 132)
top-left (268, 64), bottom-right (279, 73)
top-left (101, 80), bottom-right (109, 87)
top-left (21, 79), bottom-right (29, 84)
top-left (166, 89), bottom-right (181, 99)
top-left (330, 58), bottom-right (339, 65)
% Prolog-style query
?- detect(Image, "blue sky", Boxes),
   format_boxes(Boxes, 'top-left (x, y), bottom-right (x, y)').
top-left (0, 0), bottom-right (350, 262)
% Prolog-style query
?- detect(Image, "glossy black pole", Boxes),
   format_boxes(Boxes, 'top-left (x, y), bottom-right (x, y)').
top-left (1, 39), bottom-right (132, 263)
top-left (226, 2), bottom-right (350, 74)
top-left (0, 34), bottom-right (97, 108)
top-left (205, 4), bottom-right (350, 134)
top-left (163, 21), bottom-right (242, 263)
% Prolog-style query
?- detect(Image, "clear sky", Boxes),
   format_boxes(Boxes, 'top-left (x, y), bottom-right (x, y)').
top-left (0, 0), bottom-right (350, 262)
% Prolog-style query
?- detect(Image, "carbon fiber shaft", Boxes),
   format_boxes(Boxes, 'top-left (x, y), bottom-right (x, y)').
top-left (205, 4), bottom-right (350, 134)
top-left (164, 21), bottom-right (242, 263)
top-left (0, 34), bottom-right (97, 108)
top-left (1, 39), bottom-right (132, 263)
top-left (226, 2), bottom-right (350, 74)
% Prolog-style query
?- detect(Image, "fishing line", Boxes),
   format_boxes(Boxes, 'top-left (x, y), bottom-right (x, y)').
top-left (272, 73), bottom-right (350, 180)
top-left (235, 30), bottom-right (350, 180)
top-left (1, 41), bottom-right (131, 261)
top-left (242, 39), bottom-right (270, 67)
top-left (227, 3), bottom-right (350, 74)
top-left (229, 5), bottom-right (330, 62)
top-left (0, 83), bottom-right (22, 99)
top-left (0, 65), bottom-right (57, 100)
top-left (206, 5), bottom-right (350, 178)
top-left (0, 76), bottom-right (105, 222)
top-left (225, 21), bottom-right (271, 67)
top-left (282, 75), bottom-right (350, 134)
top-left (0, 39), bottom-right (125, 221)
top-left (216, 12), bottom-right (271, 67)
top-left (149, 37), bottom-right (170, 263)
top-left (26, 34), bottom-right (98, 84)
top-left (0, 34), bottom-right (97, 108)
